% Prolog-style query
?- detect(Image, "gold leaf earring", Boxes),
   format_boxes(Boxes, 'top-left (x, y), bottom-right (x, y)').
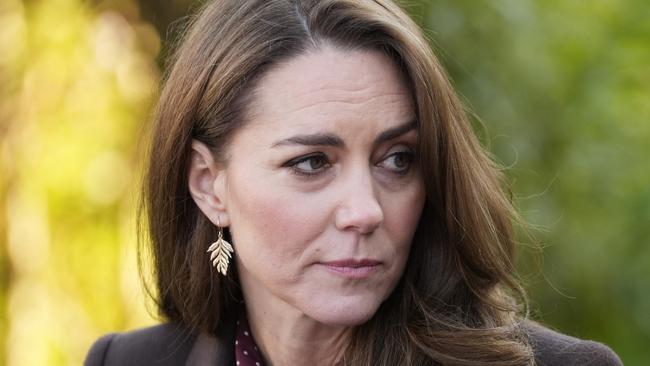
top-left (207, 218), bottom-right (233, 276)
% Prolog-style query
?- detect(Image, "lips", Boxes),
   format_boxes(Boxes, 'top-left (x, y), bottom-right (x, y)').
top-left (318, 259), bottom-right (381, 278)
top-left (322, 259), bottom-right (381, 267)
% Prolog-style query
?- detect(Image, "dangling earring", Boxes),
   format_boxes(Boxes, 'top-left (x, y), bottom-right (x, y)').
top-left (207, 217), bottom-right (233, 275)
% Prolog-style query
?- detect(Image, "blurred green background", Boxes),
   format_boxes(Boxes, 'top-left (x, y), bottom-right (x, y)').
top-left (0, 0), bottom-right (647, 364)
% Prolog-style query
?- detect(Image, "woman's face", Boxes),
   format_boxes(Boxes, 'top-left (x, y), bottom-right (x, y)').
top-left (221, 45), bottom-right (425, 326)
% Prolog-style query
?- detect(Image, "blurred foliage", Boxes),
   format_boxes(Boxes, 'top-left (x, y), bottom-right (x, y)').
top-left (416, 1), bottom-right (649, 364)
top-left (0, 0), bottom-right (647, 365)
top-left (0, 0), bottom-right (160, 364)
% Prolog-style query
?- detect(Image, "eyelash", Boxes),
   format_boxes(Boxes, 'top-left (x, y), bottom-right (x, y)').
top-left (283, 153), bottom-right (331, 177)
top-left (283, 150), bottom-right (415, 178)
top-left (379, 150), bottom-right (415, 175)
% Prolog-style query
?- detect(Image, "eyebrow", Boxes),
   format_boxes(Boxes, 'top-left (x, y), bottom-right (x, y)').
top-left (374, 119), bottom-right (418, 147)
top-left (271, 119), bottom-right (417, 149)
top-left (272, 133), bottom-right (344, 148)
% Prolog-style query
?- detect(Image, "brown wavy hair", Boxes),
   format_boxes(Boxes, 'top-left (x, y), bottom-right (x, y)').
top-left (139, 0), bottom-right (535, 364)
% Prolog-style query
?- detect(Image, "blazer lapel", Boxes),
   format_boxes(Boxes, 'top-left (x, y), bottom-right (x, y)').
top-left (185, 320), bottom-right (236, 366)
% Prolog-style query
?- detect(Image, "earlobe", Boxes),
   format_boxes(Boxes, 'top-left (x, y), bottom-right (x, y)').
top-left (187, 139), bottom-right (230, 226)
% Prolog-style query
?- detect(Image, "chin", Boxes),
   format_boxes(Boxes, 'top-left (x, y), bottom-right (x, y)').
top-left (302, 295), bottom-right (384, 327)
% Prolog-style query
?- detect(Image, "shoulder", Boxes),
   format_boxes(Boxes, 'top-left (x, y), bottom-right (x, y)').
top-left (83, 323), bottom-right (197, 366)
top-left (521, 320), bottom-right (623, 366)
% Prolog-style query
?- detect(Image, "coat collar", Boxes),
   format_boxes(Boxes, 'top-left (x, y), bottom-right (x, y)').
top-left (185, 318), bottom-right (236, 366)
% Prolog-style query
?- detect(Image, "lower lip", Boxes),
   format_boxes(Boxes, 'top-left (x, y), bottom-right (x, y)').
top-left (319, 264), bottom-right (380, 279)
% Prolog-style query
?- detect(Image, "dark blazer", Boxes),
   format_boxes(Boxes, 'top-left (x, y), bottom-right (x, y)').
top-left (84, 320), bottom-right (622, 366)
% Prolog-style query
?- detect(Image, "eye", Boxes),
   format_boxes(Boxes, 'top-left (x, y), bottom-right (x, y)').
top-left (379, 149), bottom-right (414, 174)
top-left (284, 153), bottom-right (331, 176)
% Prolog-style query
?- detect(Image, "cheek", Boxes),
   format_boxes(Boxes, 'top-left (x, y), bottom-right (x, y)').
top-left (225, 170), bottom-right (326, 267)
top-left (383, 182), bottom-right (425, 240)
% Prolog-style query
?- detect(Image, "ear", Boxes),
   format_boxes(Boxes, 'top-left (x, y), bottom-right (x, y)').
top-left (187, 139), bottom-right (230, 227)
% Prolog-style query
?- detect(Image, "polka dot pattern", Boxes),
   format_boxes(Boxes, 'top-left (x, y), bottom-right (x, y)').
top-left (235, 314), bottom-right (266, 366)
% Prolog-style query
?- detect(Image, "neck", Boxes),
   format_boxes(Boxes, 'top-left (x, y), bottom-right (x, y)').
top-left (244, 299), bottom-right (351, 366)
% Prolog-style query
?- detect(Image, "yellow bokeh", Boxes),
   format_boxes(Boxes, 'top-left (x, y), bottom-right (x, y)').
top-left (1, 0), bottom-right (159, 364)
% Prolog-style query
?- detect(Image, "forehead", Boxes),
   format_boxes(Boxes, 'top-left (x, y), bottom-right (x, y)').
top-left (243, 45), bottom-right (415, 135)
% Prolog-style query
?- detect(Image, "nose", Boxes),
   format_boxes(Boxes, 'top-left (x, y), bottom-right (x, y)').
top-left (334, 168), bottom-right (384, 234)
